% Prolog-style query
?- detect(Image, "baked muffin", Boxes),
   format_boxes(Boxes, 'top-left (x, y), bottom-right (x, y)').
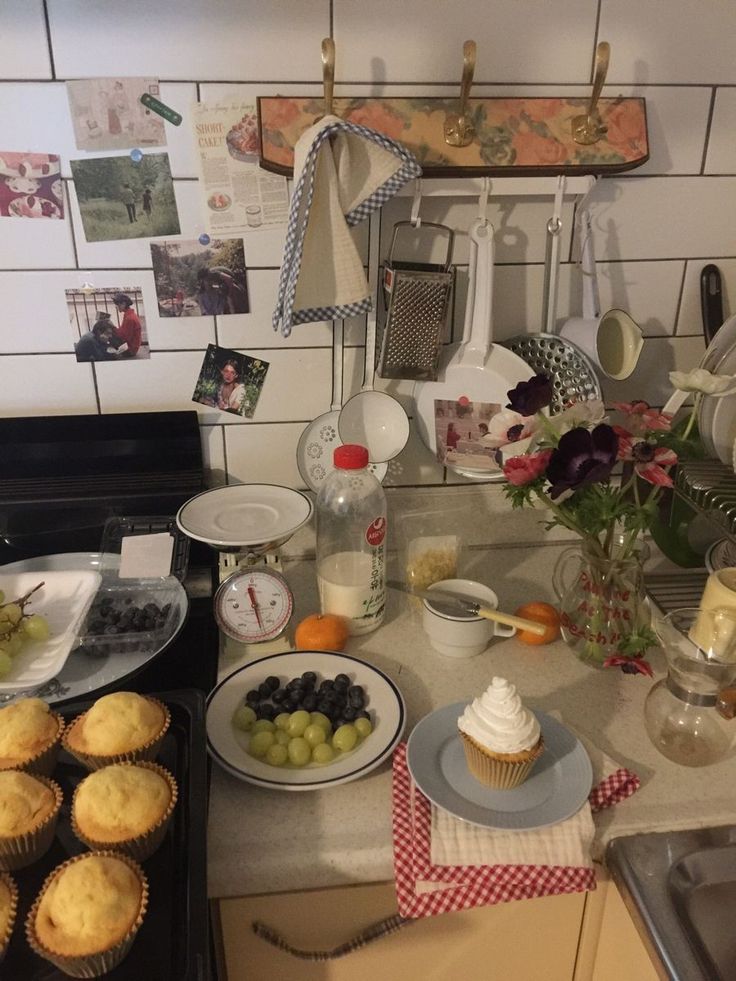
top-left (62, 692), bottom-right (170, 771)
top-left (458, 677), bottom-right (544, 790)
top-left (26, 851), bottom-right (148, 977)
top-left (0, 872), bottom-right (18, 964)
top-left (0, 698), bottom-right (64, 776)
top-left (0, 770), bottom-right (63, 871)
top-left (72, 761), bottom-right (177, 862)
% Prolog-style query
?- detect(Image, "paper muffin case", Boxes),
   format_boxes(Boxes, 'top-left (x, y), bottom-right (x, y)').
top-left (0, 872), bottom-right (18, 965)
top-left (71, 761), bottom-right (178, 863)
top-left (460, 731), bottom-right (545, 790)
top-left (0, 712), bottom-right (65, 778)
top-left (0, 773), bottom-right (63, 872)
top-left (61, 698), bottom-right (171, 772)
top-left (26, 851), bottom-right (148, 979)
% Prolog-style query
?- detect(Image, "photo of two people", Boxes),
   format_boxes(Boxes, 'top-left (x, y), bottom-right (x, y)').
top-left (150, 238), bottom-right (249, 317)
top-left (67, 287), bottom-right (150, 362)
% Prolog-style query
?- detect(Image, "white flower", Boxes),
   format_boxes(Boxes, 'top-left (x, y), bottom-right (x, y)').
top-left (480, 409), bottom-right (537, 449)
top-left (669, 368), bottom-right (736, 396)
top-left (547, 398), bottom-right (606, 434)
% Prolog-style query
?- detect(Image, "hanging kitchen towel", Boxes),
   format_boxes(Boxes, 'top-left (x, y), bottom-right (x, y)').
top-left (272, 115), bottom-right (421, 337)
top-left (392, 738), bottom-right (640, 919)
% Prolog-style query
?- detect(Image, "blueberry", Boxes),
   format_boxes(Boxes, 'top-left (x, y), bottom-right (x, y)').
top-left (302, 692), bottom-right (317, 712)
top-left (271, 688), bottom-right (287, 704)
top-left (104, 625), bottom-right (119, 635)
top-left (334, 673), bottom-right (350, 687)
top-left (301, 671), bottom-right (317, 685)
top-left (258, 703), bottom-right (276, 720)
top-left (356, 709), bottom-right (371, 720)
top-left (246, 689), bottom-right (260, 702)
top-left (317, 700), bottom-right (331, 715)
top-left (326, 690), bottom-right (341, 705)
top-left (89, 619), bottom-right (106, 634)
top-left (124, 597), bottom-right (133, 606)
top-left (265, 676), bottom-right (280, 692)
top-left (258, 682), bottom-right (272, 699)
top-left (342, 706), bottom-right (356, 721)
top-left (286, 677), bottom-right (304, 691)
top-left (349, 692), bottom-right (364, 709)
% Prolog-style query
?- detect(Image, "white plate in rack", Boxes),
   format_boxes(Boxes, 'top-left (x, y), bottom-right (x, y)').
top-left (206, 650), bottom-right (406, 790)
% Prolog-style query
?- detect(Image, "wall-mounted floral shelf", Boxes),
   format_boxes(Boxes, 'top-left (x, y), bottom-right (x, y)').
top-left (257, 96), bottom-right (648, 178)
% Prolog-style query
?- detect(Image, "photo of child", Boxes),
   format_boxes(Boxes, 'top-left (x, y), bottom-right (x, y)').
top-left (192, 344), bottom-right (269, 418)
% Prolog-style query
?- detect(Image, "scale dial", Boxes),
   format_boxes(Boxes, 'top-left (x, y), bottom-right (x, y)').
top-left (214, 567), bottom-right (294, 643)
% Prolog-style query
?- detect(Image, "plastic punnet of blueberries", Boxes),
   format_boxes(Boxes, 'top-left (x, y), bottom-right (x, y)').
top-left (77, 589), bottom-right (177, 657)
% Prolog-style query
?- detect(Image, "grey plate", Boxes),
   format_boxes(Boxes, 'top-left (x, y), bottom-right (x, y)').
top-left (406, 702), bottom-right (593, 830)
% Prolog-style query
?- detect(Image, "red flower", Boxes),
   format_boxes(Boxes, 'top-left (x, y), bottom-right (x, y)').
top-left (616, 428), bottom-right (677, 487)
top-left (503, 450), bottom-right (552, 486)
top-left (612, 401), bottom-right (672, 435)
top-left (603, 654), bottom-right (654, 677)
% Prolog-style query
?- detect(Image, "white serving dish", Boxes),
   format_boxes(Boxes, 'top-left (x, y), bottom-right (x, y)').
top-left (0, 569), bottom-right (101, 691)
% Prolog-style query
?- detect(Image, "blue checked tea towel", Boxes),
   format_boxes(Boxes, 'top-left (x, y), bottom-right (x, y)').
top-left (273, 115), bottom-right (421, 337)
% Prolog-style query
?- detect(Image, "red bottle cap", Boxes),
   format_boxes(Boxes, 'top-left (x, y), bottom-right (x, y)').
top-left (334, 444), bottom-right (369, 469)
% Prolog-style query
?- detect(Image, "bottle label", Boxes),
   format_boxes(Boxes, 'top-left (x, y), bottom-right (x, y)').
top-left (365, 516), bottom-right (386, 547)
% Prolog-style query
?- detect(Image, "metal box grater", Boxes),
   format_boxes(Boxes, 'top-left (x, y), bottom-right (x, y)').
top-left (377, 221), bottom-right (454, 381)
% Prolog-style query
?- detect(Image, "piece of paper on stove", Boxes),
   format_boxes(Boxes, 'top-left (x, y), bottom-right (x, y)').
top-left (191, 99), bottom-right (289, 234)
top-left (119, 533), bottom-right (174, 579)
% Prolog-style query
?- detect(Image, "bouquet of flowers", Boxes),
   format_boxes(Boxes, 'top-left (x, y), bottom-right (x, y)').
top-left (494, 369), bottom-right (727, 674)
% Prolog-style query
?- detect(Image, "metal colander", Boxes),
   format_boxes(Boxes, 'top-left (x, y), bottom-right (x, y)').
top-left (503, 333), bottom-right (602, 414)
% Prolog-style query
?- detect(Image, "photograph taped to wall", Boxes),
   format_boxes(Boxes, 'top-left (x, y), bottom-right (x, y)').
top-left (0, 152), bottom-right (63, 219)
top-left (150, 238), bottom-right (249, 317)
top-left (434, 398), bottom-right (503, 472)
top-left (192, 344), bottom-right (269, 418)
top-left (70, 153), bottom-right (180, 242)
top-left (66, 77), bottom-right (167, 151)
top-left (67, 286), bottom-right (150, 362)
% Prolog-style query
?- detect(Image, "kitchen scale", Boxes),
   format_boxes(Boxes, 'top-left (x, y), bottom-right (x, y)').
top-left (176, 483), bottom-right (313, 647)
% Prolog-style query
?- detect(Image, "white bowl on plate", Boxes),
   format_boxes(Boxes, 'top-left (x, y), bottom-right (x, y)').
top-left (0, 569), bottom-right (101, 691)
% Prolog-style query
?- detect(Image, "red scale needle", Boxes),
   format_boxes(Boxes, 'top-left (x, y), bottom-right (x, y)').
top-left (247, 585), bottom-right (263, 628)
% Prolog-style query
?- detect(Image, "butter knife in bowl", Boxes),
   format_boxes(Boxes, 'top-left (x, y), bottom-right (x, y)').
top-left (386, 580), bottom-right (547, 636)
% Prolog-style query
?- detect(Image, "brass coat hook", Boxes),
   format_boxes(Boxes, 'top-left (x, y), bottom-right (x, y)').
top-left (572, 41), bottom-right (610, 145)
top-left (444, 40), bottom-right (476, 147)
top-left (321, 37), bottom-right (335, 117)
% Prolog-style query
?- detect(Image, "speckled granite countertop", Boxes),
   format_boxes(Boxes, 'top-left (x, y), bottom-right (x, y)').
top-left (207, 486), bottom-right (730, 899)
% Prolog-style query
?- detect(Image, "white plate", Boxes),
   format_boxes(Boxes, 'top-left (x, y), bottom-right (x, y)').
top-left (406, 702), bottom-right (593, 830)
top-left (698, 339), bottom-right (736, 461)
top-left (176, 484), bottom-right (313, 550)
top-left (207, 650), bottom-right (406, 790)
top-left (0, 569), bottom-right (100, 691)
top-left (0, 554), bottom-right (187, 705)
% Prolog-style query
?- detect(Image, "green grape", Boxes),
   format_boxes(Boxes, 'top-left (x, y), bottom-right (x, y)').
top-left (0, 652), bottom-right (12, 679)
top-left (286, 710), bottom-right (310, 738)
top-left (248, 731), bottom-right (275, 758)
top-left (22, 614), bottom-right (50, 642)
top-left (273, 730), bottom-right (290, 747)
top-left (7, 634), bottom-right (23, 657)
top-left (274, 712), bottom-right (291, 731)
top-left (0, 604), bottom-right (22, 626)
top-left (309, 712), bottom-right (332, 733)
top-left (332, 724), bottom-right (358, 753)
top-left (355, 717), bottom-right (373, 739)
top-left (251, 719), bottom-right (276, 734)
top-left (303, 724), bottom-right (326, 749)
top-left (232, 705), bottom-right (257, 732)
top-left (265, 743), bottom-right (289, 767)
top-left (312, 743), bottom-right (335, 765)
top-left (287, 737), bottom-right (311, 767)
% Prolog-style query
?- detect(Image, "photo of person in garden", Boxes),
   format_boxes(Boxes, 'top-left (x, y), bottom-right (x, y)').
top-left (192, 344), bottom-right (269, 418)
top-left (151, 237), bottom-right (249, 317)
top-left (69, 153), bottom-right (180, 242)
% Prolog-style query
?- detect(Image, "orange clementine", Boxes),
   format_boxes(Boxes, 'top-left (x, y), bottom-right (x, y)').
top-left (514, 601), bottom-right (561, 645)
top-left (294, 613), bottom-right (349, 652)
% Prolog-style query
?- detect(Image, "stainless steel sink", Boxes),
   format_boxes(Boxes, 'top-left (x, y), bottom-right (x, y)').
top-left (607, 825), bottom-right (736, 981)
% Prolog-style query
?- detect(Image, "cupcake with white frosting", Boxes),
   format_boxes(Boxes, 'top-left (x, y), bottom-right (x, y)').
top-left (458, 677), bottom-right (544, 789)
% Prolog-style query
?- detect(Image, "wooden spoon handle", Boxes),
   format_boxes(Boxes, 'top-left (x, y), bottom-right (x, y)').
top-left (476, 606), bottom-right (548, 636)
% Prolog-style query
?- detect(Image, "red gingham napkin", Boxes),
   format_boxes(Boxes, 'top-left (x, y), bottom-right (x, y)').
top-left (392, 742), bottom-right (639, 919)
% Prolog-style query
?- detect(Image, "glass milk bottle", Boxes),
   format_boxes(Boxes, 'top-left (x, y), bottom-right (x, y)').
top-left (316, 444), bottom-right (386, 635)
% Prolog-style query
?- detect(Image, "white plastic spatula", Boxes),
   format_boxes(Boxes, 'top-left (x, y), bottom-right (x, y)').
top-left (412, 218), bottom-right (533, 470)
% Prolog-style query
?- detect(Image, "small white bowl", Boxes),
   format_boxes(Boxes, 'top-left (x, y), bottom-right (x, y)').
top-left (421, 578), bottom-right (514, 658)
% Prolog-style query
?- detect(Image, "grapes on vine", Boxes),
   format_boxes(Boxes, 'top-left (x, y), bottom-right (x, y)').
top-left (0, 581), bottom-right (51, 679)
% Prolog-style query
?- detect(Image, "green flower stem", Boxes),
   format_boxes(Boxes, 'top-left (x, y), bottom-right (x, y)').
top-left (535, 489), bottom-right (607, 559)
top-left (535, 410), bottom-right (560, 443)
top-left (679, 394), bottom-right (700, 441)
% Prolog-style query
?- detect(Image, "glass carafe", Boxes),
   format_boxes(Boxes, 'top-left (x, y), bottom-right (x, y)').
top-left (645, 608), bottom-right (736, 766)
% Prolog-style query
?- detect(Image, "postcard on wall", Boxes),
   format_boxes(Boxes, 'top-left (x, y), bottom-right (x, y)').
top-left (433, 398), bottom-right (502, 472)
top-left (191, 100), bottom-right (289, 234)
top-left (66, 286), bottom-right (150, 362)
top-left (0, 152), bottom-right (63, 219)
top-left (192, 344), bottom-right (269, 418)
top-left (151, 238), bottom-right (249, 317)
top-left (70, 153), bottom-right (180, 242)
top-left (66, 77), bottom-right (167, 151)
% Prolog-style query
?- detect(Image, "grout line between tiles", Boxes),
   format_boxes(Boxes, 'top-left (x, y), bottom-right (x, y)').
top-left (41, 0), bottom-right (56, 80)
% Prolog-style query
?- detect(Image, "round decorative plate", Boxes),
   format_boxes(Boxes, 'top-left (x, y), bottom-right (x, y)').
top-left (406, 702), bottom-right (593, 830)
top-left (176, 484), bottom-right (313, 550)
top-left (206, 650), bottom-right (406, 790)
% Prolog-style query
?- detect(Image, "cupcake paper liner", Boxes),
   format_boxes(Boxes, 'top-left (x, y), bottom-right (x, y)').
top-left (0, 772), bottom-right (63, 872)
top-left (0, 872), bottom-right (18, 965)
top-left (26, 850), bottom-right (148, 979)
top-left (0, 711), bottom-right (65, 778)
top-left (61, 697), bottom-right (170, 772)
top-left (71, 761), bottom-right (178, 863)
top-left (460, 731), bottom-right (545, 790)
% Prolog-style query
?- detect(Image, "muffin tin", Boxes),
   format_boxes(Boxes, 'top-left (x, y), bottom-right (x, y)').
top-left (1, 690), bottom-right (208, 980)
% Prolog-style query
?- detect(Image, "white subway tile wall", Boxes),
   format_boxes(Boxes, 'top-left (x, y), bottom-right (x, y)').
top-left (1, 1), bottom-right (733, 489)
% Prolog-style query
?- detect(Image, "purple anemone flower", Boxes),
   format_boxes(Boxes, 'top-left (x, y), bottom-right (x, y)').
top-left (546, 424), bottom-right (618, 500)
top-left (506, 374), bottom-right (553, 416)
